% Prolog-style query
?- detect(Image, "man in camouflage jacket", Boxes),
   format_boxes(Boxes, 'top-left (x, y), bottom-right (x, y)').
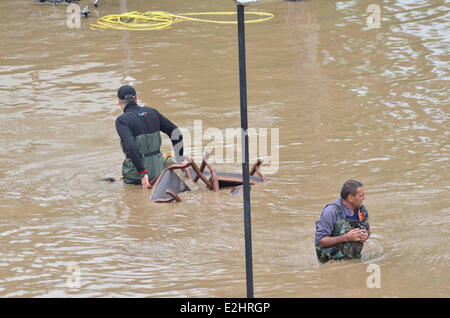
top-left (315, 180), bottom-right (371, 263)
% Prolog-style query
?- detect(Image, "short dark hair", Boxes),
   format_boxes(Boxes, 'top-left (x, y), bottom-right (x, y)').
top-left (340, 180), bottom-right (363, 200)
top-left (119, 96), bottom-right (136, 106)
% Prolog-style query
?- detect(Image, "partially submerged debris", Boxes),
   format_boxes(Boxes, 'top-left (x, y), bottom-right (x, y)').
top-left (148, 152), bottom-right (267, 203)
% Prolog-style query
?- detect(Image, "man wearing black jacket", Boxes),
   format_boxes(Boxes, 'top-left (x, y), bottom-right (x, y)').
top-left (115, 85), bottom-right (183, 189)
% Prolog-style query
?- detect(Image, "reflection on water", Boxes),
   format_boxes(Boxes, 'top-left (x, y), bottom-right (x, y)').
top-left (0, 0), bottom-right (448, 297)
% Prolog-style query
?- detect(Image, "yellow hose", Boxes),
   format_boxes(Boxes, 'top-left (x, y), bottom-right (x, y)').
top-left (91, 11), bottom-right (274, 31)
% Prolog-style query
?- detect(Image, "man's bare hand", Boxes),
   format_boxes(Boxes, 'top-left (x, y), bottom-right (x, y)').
top-left (345, 228), bottom-right (369, 243)
top-left (141, 174), bottom-right (151, 189)
top-left (360, 229), bottom-right (369, 243)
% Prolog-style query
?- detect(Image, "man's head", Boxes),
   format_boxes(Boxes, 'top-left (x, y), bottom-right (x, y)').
top-left (340, 179), bottom-right (365, 209)
top-left (117, 85), bottom-right (137, 110)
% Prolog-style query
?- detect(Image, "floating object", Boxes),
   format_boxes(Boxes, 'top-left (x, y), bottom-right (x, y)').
top-left (149, 164), bottom-right (191, 203)
top-left (38, 0), bottom-right (81, 6)
top-left (187, 153), bottom-right (266, 191)
top-left (37, 0), bottom-right (91, 17)
top-left (94, 0), bottom-right (103, 7)
top-left (80, 5), bottom-right (90, 17)
top-left (146, 152), bottom-right (266, 203)
top-left (90, 10), bottom-right (274, 31)
top-left (97, 176), bottom-right (123, 182)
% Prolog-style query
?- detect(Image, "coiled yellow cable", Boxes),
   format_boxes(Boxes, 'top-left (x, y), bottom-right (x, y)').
top-left (91, 11), bottom-right (274, 31)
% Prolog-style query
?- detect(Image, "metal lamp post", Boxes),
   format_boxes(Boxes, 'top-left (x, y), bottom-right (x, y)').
top-left (235, 0), bottom-right (258, 299)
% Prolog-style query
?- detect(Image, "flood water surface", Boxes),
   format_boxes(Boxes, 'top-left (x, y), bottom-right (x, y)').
top-left (0, 0), bottom-right (448, 297)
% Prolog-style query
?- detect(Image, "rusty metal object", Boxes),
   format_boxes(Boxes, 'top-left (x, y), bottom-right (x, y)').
top-left (249, 159), bottom-right (266, 182)
top-left (153, 189), bottom-right (183, 203)
top-left (185, 154), bottom-right (216, 190)
top-left (148, 153), bottom-right (267, 202)
top-left (188, 153), bottom-right (266, 189)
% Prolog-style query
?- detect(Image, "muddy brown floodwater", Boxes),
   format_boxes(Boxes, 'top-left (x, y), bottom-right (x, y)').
top-left (0, 0), bottom-right (448, 297)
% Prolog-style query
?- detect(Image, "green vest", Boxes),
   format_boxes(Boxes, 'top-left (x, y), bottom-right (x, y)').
top-left (121, 132), bottom-right (175, 184)
top-left (316, 204), bottom-right (369, 263)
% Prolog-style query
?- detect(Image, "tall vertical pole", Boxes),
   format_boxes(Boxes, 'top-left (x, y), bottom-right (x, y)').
top-left (237, 3), bottom-right (254, 298)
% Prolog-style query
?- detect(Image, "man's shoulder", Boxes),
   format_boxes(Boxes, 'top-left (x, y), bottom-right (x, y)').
top-left (115, 112), bottom-right (130, 123)
top-left (324, 198), bottom-right (342, 210)
top-left (321, 199), bottom-right (342, 216)
top-left (115, 112), bottom-right (125, 121)
top-left (141, 105), bottom-right (159, 113)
